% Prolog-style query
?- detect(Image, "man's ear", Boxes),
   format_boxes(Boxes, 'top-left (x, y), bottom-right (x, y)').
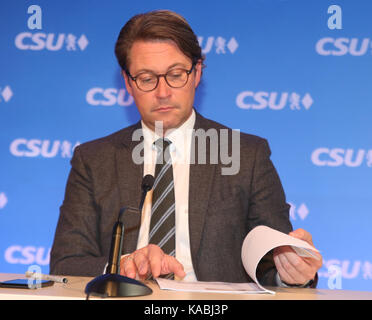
top-left (194, 60), bottom-right (202, 89)
top-left (122, 70), bottom-right (134, 96)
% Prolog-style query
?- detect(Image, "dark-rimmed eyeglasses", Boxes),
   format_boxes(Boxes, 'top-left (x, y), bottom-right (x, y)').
top-left (126, 64), bottom-right (195, 92)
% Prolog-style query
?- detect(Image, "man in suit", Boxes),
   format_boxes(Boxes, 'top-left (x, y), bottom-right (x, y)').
top-left (50, 10), bottom-right (322, 287)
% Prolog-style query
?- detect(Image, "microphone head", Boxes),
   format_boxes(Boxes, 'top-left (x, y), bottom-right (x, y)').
top-left (142, 174), bottom-right (155, 192)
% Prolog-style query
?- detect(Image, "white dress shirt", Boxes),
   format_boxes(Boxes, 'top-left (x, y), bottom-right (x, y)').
top-left (137, 109), bottom-right (197, 281)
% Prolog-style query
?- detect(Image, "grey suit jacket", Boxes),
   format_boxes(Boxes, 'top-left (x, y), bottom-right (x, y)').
top-left (50, 112), bottom-right (292, 285)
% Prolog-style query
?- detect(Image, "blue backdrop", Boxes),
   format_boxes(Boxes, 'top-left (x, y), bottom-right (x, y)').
top-left (1, 0), bottom-right (371, 291)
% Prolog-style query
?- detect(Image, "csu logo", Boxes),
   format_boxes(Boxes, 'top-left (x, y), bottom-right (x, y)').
top-left (236, 91), bottom-right (313, 110)
top-left (4, 246), bottom-right (50, 265)
top-left (315, 38), bottom-right (372, 56)
top-left (10, 139), bottom-right (80, 158)
top-left (15, 32), bottom-right (89, 51)
top-left (311, 148), bottom-right (372, 167)
top-left (319, 259), bottom-right (372, 280)
top-left (198, 36), bottom-right (238, 54)
top-left (86, 87), bottom-right (134, 106)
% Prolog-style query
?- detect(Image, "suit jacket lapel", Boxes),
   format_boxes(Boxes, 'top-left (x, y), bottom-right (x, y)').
top-left (115, 122), bottom-right (144, 254)
top-left (188, 112), bottom-right (216, 268)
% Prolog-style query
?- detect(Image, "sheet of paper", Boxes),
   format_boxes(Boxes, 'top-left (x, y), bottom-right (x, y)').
top-left (241, 225), bottom-right (320, 292)
top-left (155, 278), bottom-right (272, 294)
top-left (155, 225), bottom-right (320, 295)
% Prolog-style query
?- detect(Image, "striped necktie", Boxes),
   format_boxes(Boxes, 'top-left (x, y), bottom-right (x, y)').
top-left (149, 138), bottom-right (176, 262)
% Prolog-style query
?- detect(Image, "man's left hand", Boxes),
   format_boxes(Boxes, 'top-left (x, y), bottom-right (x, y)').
top-left (273, 228), bottom-right (323, 286)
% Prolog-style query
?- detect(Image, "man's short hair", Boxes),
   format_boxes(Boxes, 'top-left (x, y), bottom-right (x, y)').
top-left (114, 10), bottom-right (205, 73)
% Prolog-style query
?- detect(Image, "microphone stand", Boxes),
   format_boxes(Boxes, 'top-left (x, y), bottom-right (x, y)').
top-left (84, 207), bottom-right (153, 298)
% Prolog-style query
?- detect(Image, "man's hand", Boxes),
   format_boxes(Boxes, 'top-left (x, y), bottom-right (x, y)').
top-left (273, 228), bottom-right (323, 286)
top-left (120, 244), bottom-right (186, 280)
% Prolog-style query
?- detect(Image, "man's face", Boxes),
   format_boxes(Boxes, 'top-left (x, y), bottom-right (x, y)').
top-left (123, 40), bottom-right (202, 133)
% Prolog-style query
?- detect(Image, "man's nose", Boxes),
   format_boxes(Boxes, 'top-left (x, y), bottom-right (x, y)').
top-left (155, 76), bottom-right (171, 98)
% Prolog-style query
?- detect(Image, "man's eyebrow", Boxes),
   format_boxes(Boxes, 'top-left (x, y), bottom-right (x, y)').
top-left (134, 62), bottom-right (189, 74)
top-left (167, 62), bottom-right (189, 70)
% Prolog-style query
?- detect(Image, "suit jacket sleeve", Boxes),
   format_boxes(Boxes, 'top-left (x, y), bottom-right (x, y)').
top-left (245, 137), bottom-right (293, 286)
top-left (49, 146), bottom-right (108, 276)
top-left (248, 139), bottom-right (318, 288)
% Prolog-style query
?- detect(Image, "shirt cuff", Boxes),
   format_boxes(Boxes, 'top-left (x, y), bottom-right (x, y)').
top-left (275, 272), bottom-right (313, 288)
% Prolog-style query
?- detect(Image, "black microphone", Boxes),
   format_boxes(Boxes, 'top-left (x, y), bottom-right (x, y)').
top-left (105, 175), bottom-right (154, 275)
top-left (105, 175), bottom-right (153, 275)
top-left (84, 176), bottom-right (155, 298)
top-left (139, 174), bottom-right (155, 213)
top-left (105, 210), bottom-right (124, 275)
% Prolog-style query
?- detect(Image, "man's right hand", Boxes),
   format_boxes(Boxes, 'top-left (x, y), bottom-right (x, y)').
top-left (120, 244), bottom-right (186, 280)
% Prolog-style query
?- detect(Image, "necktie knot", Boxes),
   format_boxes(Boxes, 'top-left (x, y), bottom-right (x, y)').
top-left (154, 138), bottom-right (172, 164)
top-left (154, 138), bottom-right (171, 152)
